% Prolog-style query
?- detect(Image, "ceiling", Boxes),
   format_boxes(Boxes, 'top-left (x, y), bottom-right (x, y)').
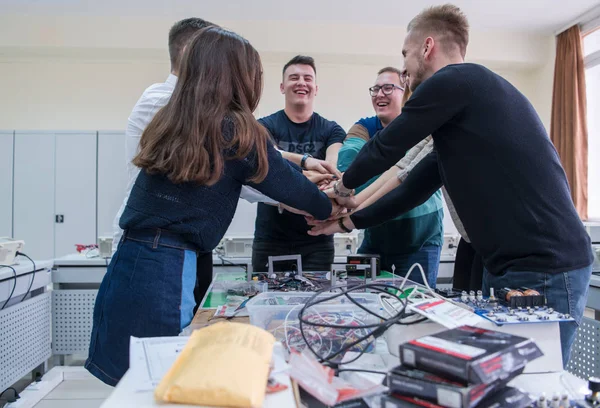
top-left (1, 0), bottom-right (599, 34)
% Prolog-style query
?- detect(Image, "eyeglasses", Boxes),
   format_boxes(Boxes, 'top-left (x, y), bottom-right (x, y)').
top-left (369, 83), bottom-right (405, 97)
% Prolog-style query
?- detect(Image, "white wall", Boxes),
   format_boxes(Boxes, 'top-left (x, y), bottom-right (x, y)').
top-left (0, 15), bottom-right (557, 239)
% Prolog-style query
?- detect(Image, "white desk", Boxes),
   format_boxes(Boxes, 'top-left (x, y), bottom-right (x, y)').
top-left (0, 259), bottom-right (53, 394)
top-left (0, 258), bottom-right (53, 305)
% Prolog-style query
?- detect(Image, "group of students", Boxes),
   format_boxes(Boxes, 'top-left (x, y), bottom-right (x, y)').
top-left (86, 4), bottom-right (594, 387)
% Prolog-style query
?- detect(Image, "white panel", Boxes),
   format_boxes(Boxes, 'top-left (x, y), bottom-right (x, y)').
top-left (97, 131), bottom-right (128, 237)
top-left (54, 132), bottom-right (97, 258)
top-left (227, 200), bottom-right (258, 237)
top-left (52, 290), bottom-right (97, 355)
top-left (13, 132), bottom-right (55, 260)
top-left (0, 131), bottom-right (13, 237)
top-left (0, 292), bottom-right (52, 392)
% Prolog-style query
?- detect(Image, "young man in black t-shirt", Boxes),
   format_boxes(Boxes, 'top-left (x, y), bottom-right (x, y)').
top-left (253, 55), bottom-right (346, 272)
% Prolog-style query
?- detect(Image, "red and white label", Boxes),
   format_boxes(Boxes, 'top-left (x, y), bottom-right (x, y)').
top-left (410, 336), bottom-right (486, 360)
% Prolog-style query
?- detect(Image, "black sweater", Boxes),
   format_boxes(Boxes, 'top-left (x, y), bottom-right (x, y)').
top-left (344, 63), bottom-right (592, 275)
top-left (121, 129), bottom-right (332, 251)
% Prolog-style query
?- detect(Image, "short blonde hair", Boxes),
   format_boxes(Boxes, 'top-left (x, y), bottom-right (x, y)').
top-left (407, 4), bottom-right (469, 58)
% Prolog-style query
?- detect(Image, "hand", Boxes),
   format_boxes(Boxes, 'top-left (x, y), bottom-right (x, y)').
top-left (307, 219), bottom-right (342, 236)
top-left (334, 195), bottom-right (358, 209)
top-left (303, 170), bottom-right (335, 185)
top-left (308, 217), bottom-right (355, 236)
top-left (304, 199), bottom-right (346, 225)
top-left (304, 157), bottom-right (342, 178)
top-left (319, 180), bottom-right (337, 191)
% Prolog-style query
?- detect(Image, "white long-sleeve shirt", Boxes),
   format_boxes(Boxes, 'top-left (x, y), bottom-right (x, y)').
top-left (112, 74), bottom-right (276, 252)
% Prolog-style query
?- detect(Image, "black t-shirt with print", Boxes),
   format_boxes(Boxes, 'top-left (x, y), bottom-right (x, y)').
top-left (255, 110), bottom-right (346, 242)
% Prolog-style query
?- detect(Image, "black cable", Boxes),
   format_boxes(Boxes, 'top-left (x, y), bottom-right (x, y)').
top-left (0, 387), bottom-right (20, 402)
top-left (336, 368), bottom-right (387, 376)
top-left (0, 265), bottom-right (17, 310)
top-left (217, 255), bottom-right (247, 272)
top-left (16, 252), bottom-right (36, 303)
top-left (297, 282), bottom-right (419, 365)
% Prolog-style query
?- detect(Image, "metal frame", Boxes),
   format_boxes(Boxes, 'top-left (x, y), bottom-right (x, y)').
top-left (267, 255), bottom-right (302, 277)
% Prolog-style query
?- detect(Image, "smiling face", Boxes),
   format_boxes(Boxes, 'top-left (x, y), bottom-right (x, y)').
top-left (371, 71), bottom-right (404, 126)
top-left (280, 64), bottom-right (318, 108)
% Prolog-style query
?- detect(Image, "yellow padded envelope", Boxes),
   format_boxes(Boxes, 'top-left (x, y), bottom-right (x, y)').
top-left (154, 322), bottom-right (276, 407)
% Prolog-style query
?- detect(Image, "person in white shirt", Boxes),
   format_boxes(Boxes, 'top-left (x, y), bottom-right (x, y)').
top-left (113, 18), bottom-right (337, 309)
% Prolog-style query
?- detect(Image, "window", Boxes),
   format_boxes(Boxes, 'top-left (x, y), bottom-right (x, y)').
top-left (584, 28), bottom-right (600, 219)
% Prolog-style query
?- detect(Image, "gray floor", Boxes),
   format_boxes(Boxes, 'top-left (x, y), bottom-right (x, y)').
top-left (1, 355), bottom-right (112, 408)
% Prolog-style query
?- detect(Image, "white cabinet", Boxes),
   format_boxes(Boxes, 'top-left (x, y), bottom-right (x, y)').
top-left (13, 132), bottom-right (98, 260)
top-left (97, 131), bottom-right (128, 238)
top-left (0, 131), bottom-right (13, 237)
top-left (54, 132), bottom-right (97, 258)
top-left (13, 132), bottom-right (56, 260)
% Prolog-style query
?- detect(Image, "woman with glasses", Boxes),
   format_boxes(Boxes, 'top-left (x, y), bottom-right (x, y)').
top-left (85, 26), bottom-right (332, 386)
top-left (318, 66), bottom-right (445, 287)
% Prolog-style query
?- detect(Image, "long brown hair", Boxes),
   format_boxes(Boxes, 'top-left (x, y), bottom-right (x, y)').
top-left (133, 26), bottom-right (269, 185)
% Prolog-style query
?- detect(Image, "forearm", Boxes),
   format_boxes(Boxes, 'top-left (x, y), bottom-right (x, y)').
top-left (246, 144), bottom-right (332, 220)
top-left (354, 166), bottom-right (398, 206)
top-left (356, 173), bottom-right (401, 211)
top-left (280, 151), bottom-right (303, 166)
top-left (325, 143), bottom-right (342, 167)
top-left (349, 151), bottom-right (442, 229)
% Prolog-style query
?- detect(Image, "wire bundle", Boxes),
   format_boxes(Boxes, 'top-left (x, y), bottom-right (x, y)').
top-left (297, 281), bottom-right (427, 367)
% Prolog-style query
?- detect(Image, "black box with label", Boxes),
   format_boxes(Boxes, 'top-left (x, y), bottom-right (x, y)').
top-left (386, 365), bottom-right (523, 408)
top-left (399, 325), bottom-right (543, 384)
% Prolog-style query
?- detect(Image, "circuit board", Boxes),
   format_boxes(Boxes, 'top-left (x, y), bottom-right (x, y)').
top-left (454, 295), bottom-right (576, 325)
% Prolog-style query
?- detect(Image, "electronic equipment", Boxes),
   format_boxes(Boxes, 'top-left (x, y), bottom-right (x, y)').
top-left (268, 254), bottom-right (302, 275)
top-left (333, 233), bottom-right (358, 256)
top-left (346, 254), bottom-right (380, 277)
top-left (98, 236), bottom-right (113, 258)
top-left (222, 236), bottom-right (254, 258)
top-left (0, 237), bottom-right (24, 265)
top-left (454, 288), bottom-right (575, 326)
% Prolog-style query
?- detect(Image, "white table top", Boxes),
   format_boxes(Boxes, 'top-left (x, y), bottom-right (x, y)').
top-left (0, 258), bottom-right (53, 279)
top-left (0, 258), bottom-right (53, 304)
top-left (54, 253), bottom-right (110, 266)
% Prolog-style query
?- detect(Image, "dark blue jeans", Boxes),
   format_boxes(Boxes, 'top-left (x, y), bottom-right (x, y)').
top-left (85, 229), bottom-right (200, 386)
top-left (482, 264), bottom-right (592, 368)
top-left (358, 244), bottom-right (441, 288)
top-left (252, 239), bottom-right (334, 272)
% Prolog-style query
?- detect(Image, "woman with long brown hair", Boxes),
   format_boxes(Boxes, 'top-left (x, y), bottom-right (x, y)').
top-left (85, 26), bottom-right (332, 386)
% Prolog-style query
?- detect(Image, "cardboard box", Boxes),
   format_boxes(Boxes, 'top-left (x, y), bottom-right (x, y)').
top-left (399, 326), bottom-right (543, 384)
top-left (387, 365), bottom-right (523, 408)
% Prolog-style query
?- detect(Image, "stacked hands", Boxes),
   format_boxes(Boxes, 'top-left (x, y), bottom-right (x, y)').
top-left (279, 156), bottom-right (358, 236)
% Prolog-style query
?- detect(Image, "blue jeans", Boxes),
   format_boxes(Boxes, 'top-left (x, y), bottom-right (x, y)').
top-left (482, 264), bottom-right (592, 368)
top-left (359, 244), bottom-right (441, 288)
top-left (85, 229), bottom-right (199, 386)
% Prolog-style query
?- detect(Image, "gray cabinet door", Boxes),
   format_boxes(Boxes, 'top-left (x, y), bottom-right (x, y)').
top-left (0, 132), bottom-right (13, 237)
top-left (97, 131), bottom-right (128, 239)
top-left (13, 132), bottom-right (56, 260)
top-left (54, 132), bottom-right (97, 258)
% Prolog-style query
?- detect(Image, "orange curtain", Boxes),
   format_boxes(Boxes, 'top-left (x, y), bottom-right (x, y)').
top-left (550, 25), bottom-right (589, 219)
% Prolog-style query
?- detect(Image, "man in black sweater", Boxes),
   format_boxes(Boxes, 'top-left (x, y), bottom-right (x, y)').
top-left (313, 4), bottom-right (593, 367)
